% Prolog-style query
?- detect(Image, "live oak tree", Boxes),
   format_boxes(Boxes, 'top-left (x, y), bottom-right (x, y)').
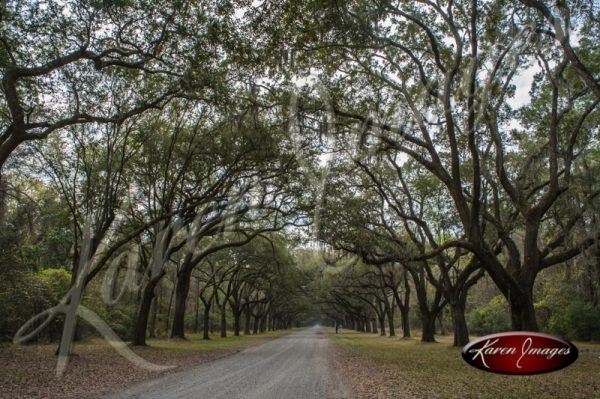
top-left (168, 108), bottom-right (312, 339)
top-left (129, 99), bottom-right (311, 342)
top-left (3, 1), bottom-right (317, 351)
top-left (354, 157), bottom-right (484, 345)
top-left (128, 104), bottom-right (229, 346)
top-left (0, 0), bottom-right (242, 176)
top-left (318, 158), bottom-right (450, 342)
top-left (34, 120), bottom-right (136, 289)
top-left (516, 0), bottom-right (600, 98)
top-left (320, 257), bottom-right (407, 336)
top-left (286, 0), bottom-right (600, 331)
top-left (380, 263), bottom-right (411, 338)
top-left (27, 117), bottom-right (147, 357)
top-left (215, 235), bottom-right (295, 337)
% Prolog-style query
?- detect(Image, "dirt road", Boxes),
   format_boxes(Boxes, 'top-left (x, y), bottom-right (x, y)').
top-left (108, 327), bottom-right (349, 399)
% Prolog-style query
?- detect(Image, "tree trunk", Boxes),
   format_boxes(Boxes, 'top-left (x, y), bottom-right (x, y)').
top-left (409, 267), bottom-right (443, 342)
top-left (220, 304), bottom-right (227, 338)
top-left (391, 270), bottom-right (411, 338)
top-left (210, 302), bottom-right (215, 334)
top-left (450, 300), bottom-right (470, 347)
top-left (508, 290), bottom-right (538, 331)
top-left (165, 279), bottom-right (175, 333)
top-left (244, 305), bottom-right (252, 335)
top-left (421, 314), bottom-right (436, 342)
top-left (479, 249), bottom-right (539, 331)
top-left (194, 278), bottom-right (200, 333)
top-left (438, 309), bottom-right (446, 336)
top-left (132, 283), bottom-right (154, 346)
top-left (133, 273), bottom-right (163, 346)
top-left (202, 302), bottom-right (211, 340)
top-left (171, 267), bottom-right (192, 339)
top-left (253, 315), bottom-right (259, 335)
top-left (386, 306), bottom-right (396, 337)
top-left (232, 308), bottom-right (241, 336)
top-left (148, 288), bottom-right (158, 339)
top-left (0, 175), bottom-right (7, 227)
top-left (400, 305), bottom-right (410, 338)
top-left (378, 315), bottom-right (386, 336)
top-left (259, 314), bottom-right (267, 333)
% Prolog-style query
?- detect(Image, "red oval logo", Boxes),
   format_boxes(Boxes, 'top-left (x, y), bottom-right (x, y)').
top-left (462, 332), bottom-right (578, 375)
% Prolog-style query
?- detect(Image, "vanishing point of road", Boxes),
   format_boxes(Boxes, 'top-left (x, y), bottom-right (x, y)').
top-left (108, 327), bottom-right (349, 399)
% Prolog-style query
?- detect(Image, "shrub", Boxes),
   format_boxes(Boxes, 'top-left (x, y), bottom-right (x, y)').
top-left (0, 268), bottom-right (71, 341)
top-left (468, 295), bottom-right (511, 335)
top-left (548, 300), bottom-right (600, 341)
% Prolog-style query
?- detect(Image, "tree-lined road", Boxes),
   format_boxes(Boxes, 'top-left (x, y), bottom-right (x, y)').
top-left (109, 328), bottom-right (349, 399)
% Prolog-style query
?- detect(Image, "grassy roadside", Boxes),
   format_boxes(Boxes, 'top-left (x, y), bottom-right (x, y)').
top-left (144, 329), bottom-right (289, 352)
top-left (329, 329), bottom-right (600, 399)
top-left (0, 329), bottom-right (292, 399)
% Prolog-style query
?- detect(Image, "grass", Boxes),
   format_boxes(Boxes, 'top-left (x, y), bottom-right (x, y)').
top-left (330, 329), bottom-right (600, 399)
top-left (143, 329), bottom-right (291, 352)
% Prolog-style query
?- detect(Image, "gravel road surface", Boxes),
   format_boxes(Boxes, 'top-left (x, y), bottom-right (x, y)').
top-left (108, 327), bottom-right (349, 399)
